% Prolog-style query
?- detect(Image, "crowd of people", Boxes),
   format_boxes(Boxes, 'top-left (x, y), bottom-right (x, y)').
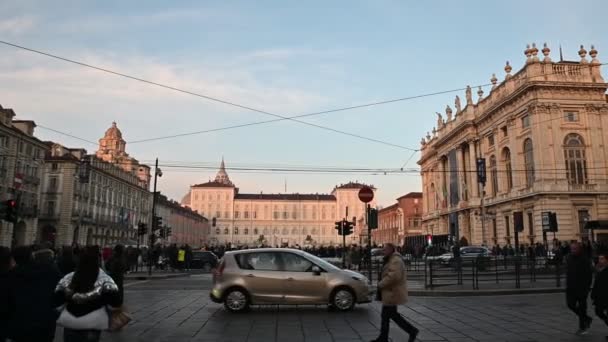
top-left (0, 243), bottom-right (128, 342)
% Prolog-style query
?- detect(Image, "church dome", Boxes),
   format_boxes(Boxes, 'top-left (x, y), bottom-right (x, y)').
top-left (104, 122), bottom-right (123, 139)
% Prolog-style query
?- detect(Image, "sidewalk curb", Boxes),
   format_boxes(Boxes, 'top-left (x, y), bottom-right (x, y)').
top-left (409, 287), bottom-right (565, 297)
top-left (125, 273), bottom-right (191, 281)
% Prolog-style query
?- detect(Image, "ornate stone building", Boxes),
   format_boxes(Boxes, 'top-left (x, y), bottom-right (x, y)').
top-left (374, 192), bottom-right (423, 245)
top-left (0, 106), bottom-right (49, 247)
top-left (39, 123), bottom-right (153, 247)
top-left (418, 44), bottom-right (608, 246)
top-left (183, 159), bottom-right (377, 246)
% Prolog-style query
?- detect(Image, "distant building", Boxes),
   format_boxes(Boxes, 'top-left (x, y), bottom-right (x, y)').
top-left (183, 159), bottom-right (377, 246)
top-left (374, 192), bottom-right (423, 246)
top-left (39, 122), bottom-right (153, 247)
top-left (418, 44), bottom-right (608, 246)
top-left (0, 106), bottom-right (50, 247)
top-left (156, 193), bottom-right (209, 248)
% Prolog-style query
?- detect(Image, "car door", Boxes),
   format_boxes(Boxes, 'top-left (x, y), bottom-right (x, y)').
top-left (279, 252), bottom-right (328, 304)
top-left (234, 252), bottom-right (285, 304)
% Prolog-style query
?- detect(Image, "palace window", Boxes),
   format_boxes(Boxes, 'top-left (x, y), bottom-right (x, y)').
top-left (524, 138), bottom-right (535, 187)
top-left (501, 126), bottom-right (508, 137)
top-left (564, 133), bottom-right (587, 185)
top-left (564, 111), bottom-right (579, 123)
top-left (521, 114), bottom-right (530, 128)
top-left (488, 134), bottom-right (495, 147)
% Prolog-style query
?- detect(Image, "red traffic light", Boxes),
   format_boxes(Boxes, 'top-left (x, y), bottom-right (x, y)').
top-left (7, 200), bottom-right (16, 207)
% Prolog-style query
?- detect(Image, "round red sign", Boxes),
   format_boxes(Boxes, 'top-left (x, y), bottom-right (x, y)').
top-left (358, 186), bottom-right (374, 203)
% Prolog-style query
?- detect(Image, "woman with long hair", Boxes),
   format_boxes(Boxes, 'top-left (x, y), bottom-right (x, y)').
top-left (54, 245), bottom-right (122, 342)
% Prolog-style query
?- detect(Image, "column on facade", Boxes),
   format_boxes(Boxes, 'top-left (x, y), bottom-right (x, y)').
top-left (456, 146), bottom-right (466, 203)
top-left (437, 157), bottom-right (445, 209)
top-left (467, 142), bottom-right (479, 199)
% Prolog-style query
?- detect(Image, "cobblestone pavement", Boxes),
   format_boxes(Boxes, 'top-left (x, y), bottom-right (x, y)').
top-left (54, 277), bottom-right (607, 342)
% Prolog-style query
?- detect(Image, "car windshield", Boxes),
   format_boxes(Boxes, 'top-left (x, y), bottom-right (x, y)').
top-left (301, 252), bottom-right (340, 271)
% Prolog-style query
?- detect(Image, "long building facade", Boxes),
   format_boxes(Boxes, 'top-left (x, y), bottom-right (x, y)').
top-left (39, 123), bottom-right (153, 247)
top-left (418, 44), bottom-right (608, 246)
top-left (183, 160), bottom-right (377, 247)
top-left (0, 106), bottom-right (50, 247)
top-left (156, 193), bottom-right (210, 248)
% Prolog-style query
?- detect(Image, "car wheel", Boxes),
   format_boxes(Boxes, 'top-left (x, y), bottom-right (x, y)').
top-left (331, 287), bottom-right (355, 311)
top-left (223, 288), bottom-right (250, 313)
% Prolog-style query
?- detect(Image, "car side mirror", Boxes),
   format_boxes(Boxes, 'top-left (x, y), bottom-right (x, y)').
top-left (312, 266), bottom-right (321, 275)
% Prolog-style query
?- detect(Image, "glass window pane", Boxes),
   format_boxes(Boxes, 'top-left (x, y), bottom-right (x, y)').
top-left (281, 253), bottom-right (313, 272)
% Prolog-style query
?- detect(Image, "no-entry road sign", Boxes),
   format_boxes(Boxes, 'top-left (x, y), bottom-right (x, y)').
top-left (358, 186), bottom-right (374, 203)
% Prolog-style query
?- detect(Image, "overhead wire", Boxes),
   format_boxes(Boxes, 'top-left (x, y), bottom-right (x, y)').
top-left (0, 39), bottom-right (417, 151)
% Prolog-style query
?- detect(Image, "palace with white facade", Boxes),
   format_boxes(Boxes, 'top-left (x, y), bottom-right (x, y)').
top-left (182, 160), bottom-right (377, 247)
top-left (418, 43), bottom-right (608, 246)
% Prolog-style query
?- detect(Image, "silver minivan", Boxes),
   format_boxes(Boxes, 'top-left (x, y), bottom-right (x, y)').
top-left (210, 248), bottom-right (374, 312)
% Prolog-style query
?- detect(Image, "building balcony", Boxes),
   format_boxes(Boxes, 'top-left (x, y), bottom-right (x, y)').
top-left (39, 212), bottom-right (60, 220)
top-left (24, 175), bottom-right (40, 186)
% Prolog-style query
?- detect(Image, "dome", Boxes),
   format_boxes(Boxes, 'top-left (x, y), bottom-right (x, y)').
top-left (104, 122), bottom-right (123, 139)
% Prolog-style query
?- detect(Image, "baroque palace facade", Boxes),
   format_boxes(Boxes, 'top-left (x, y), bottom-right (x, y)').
top-left (418, 43), bottom-right (608, 246)
top-left (182, 160), bottom-right (377, 247)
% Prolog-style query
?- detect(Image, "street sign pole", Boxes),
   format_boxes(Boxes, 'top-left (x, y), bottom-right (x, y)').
top-left (367, 204), bottom-right (372, 282)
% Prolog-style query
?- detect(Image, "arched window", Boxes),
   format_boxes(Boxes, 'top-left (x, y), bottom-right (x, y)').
top-left (223, 228), bottom-right (229, 235)
top-left (564, 134), bottom-right (587, 185)
top-left (489, 155), bottom-right (498, 196)
top-left (524, 138), bottom-right (535, 187)
top-left (502, 148), bottom-right (513, 191)
top-left (253, 228), bottom-right (258, 235)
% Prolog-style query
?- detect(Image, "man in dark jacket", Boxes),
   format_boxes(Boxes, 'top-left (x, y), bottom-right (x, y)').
top-left (6, 246), bottom-right (62, 342)
top-left (591, 251), bottom-right (608, 337)
top-left (566, 242), bottom-right (594, 335)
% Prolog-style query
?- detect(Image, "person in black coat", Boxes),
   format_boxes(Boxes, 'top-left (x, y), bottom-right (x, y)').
top-left (591, 252), bottom-right (608, 333)
top-left (57, 246), bottom-right (77, 276)
top-left (6, 246), bottom-right (62, 342)
top-left (0, 246), bottom-right (14, 342)
top-left (566, 242), bottom-right (594, 335)
top-left (105, 244), bottom-right (128, 304)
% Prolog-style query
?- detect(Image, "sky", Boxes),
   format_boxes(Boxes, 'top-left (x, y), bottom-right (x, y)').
top-left (0, 0), bottom-right (606, 206)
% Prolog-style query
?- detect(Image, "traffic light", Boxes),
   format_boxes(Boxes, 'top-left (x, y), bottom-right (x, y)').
top-left (335, 221), bottom-right (343, 233)
top-left (4, 200), bottom-right (17, 223)
top-left (166, 227), bottom-right (172, 237)
top-left (426, 234), bottom-right (433, 246)
top-left (513, 211), bottom-right (524, 232)
top-left (368, 208), bottom-right (378, 229)
top-left (153, 216), bottom-right (162, 230)
top-left (549, 212), bottom-right (558, 232)
top-left (335, 220), bottom-right (354, 236)
top-left (342, 221), bottom-right (353, 236)
top-left (159, 228), bottom-right (165, 239)
top-left (137, 222), bottom-right (147, 236)
top-left (149, 232), bottom-right (157, 245)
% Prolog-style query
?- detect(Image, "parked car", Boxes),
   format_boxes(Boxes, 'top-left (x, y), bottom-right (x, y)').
top-left (191, 251), bottom-right (219, 271)
top-left (210, 248), bottom-right (374, 312)
top-left (438, 246), bottom-right (492, 266)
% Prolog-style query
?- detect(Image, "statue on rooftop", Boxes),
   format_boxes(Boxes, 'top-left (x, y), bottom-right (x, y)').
top-left (455, 95), bottom-right (462, 113)
top-left (465, 85), bottom-right (473, 105)
top-left (446, 105), bottom-right (453, 121)
top-left (436, 112), bottom-right (444, 128)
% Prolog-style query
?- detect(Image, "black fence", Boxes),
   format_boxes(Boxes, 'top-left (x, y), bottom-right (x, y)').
top-left (358, 255), bottom-right (565, 290)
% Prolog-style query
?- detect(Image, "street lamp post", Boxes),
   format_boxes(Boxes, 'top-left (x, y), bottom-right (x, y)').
top-left (148, 158), bottom-right (162, 276)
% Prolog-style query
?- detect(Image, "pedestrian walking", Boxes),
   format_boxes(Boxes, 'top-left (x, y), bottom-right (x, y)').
top-left (6, 245), bottom-right (62, 342)
top-left (371, 243), bottom-right (418, 342)
top-left (105, 244), bottom-right (128, 304)
top-left (55, 245), bottom-right (122, 342)
top-left (0, 246), bottom-right (14, 342)
top-left (591, 251), bottom-right (608, 339)
top-left (566, 242), bottom-right (594, 335)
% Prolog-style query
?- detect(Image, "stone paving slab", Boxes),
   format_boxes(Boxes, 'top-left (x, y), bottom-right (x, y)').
top-left (54, 289), bottom-right (608, 342)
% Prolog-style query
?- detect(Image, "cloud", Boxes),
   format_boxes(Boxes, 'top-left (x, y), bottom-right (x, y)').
top-left (0, 48), bottom-right (328, 141)
top-left (0, 16), bottom-right (35, 35)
